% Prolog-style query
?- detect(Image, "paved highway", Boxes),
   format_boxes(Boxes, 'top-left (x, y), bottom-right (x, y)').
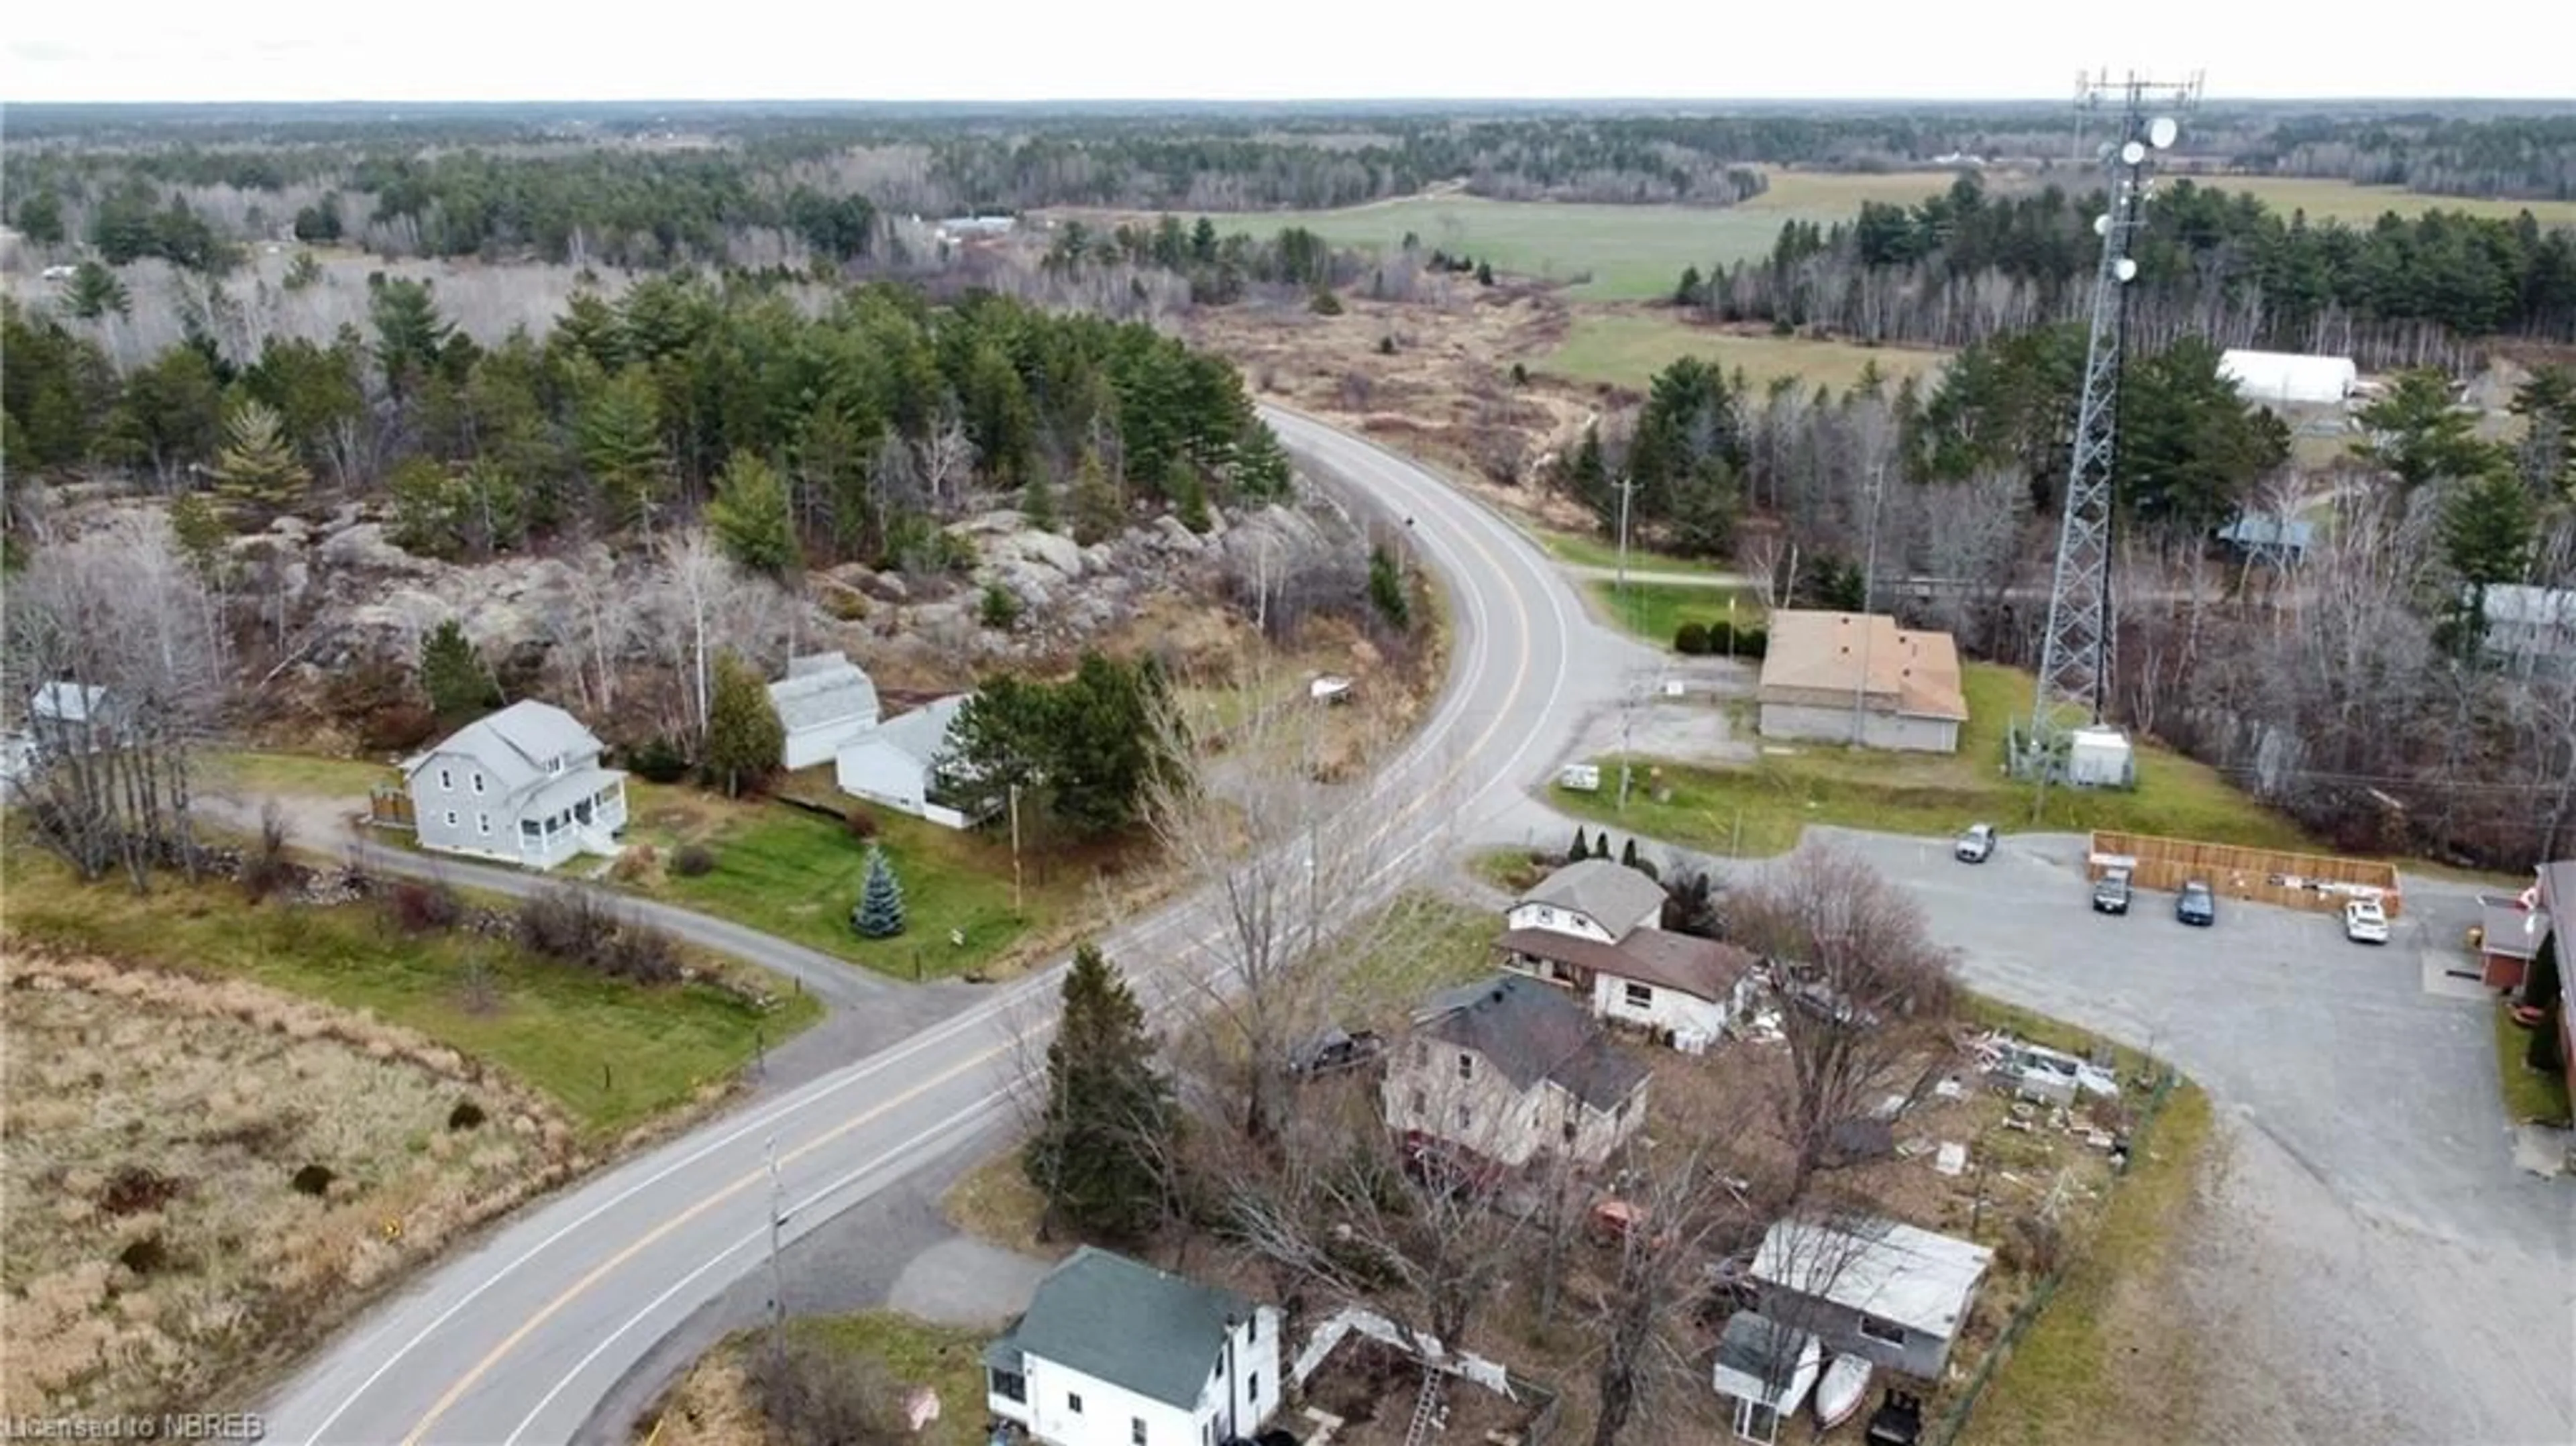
top-left (262, 406), bottom-right (1650, 1443)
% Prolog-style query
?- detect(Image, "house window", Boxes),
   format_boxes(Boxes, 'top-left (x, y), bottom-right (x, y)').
top-left (1250, 1371), bottom-right (1263, 1403)
top-left (1456, 1104), bottom-right (1472, 1129)
top-left (1859, 1315), bottom-right (1908, 1346)
top-left (1456, 1053), bottom-right (1474, 1080)
top-left (1562, 1120), bottom-right (1578, 1144)
top-left (1537, 907), bottom-right (1555, 925)
top-left (443, 810), bottom-right (458, 828)
top-left (521, 820), bottom-right (540, 839)
top-left (438, 768), bottom-right (453, 792)
top-left (1132, 1419), bottom-right (1148, 1446)
top-left (1409, 1089), bottom-right (1426, 1117)
top-left (1623, 981), bottom-right (1654, 1009)
top-left (471, 771), bottom-right (485, 795)
top-left (476, 813), bottom-right (491, 836)
top-left (989, 1369), bottom-right (1026, 1403)
top-left (1067, 1393), bottom-right (1083, 1415)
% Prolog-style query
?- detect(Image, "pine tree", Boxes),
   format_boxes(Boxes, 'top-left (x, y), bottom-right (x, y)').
top-left (1070, 451), bottom-right (1124, 546)
top-left (705, 652), bottom-right (785, 798)
top-left (708, 449), bottom-right (797, 577)
top-left (1568, 422), bottom-right (1612, 529)
top-left (580, 367), bottom-right (670, 533)
top-left (1368, 544), bottom-right (1411, 630)
top-left (853, 844), bottom-right (908, 938)
top-left (1570, 827), bottom-right (1591, 861)
top-left (213, 398), bottom-right (309, 519)
top-left (1022, 470), bottom-right (1059, 532)
top-left (1174, 466), bottom-right (1212, 534)
top-left (168, 492), bottom-right (230, 577)
top-left (2438, 465), bottom-right (2537, 656)
top-left (1024, 942), bottom-right (1176, 1240)
top-left (419, 619), bottom-right (498, 723)
top-left (1233, 423), bottom-right (1293, 501)
top-left (1621, 837), bottom-right (1640, 869)
top-left (67, 262), bottom-right (130, 321)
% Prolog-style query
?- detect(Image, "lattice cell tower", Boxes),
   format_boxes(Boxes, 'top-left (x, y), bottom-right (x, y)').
top-left (2026, 70), bottom-right (2201, 768)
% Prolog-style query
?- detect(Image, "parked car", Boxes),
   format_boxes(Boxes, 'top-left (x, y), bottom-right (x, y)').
top-left (2176, 880), bottom-right (2217, 926)
top-left (2344, 897), bottom-right (2391, 944)
top-left (2092, 868), bottom-right (2133, 915)
top-left (1287, 1025), bottom-right (1383, 1078)
top-left (1954, 823), bottom-right (1998, 863)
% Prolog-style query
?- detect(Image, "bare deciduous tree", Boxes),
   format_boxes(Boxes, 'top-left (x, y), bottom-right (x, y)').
top-left (914, 413), bottom-right (978, 519)
top-left (1725, 842), bottom-right (1957, 1198)
top-left (4, 513), bottom-right (227, 889)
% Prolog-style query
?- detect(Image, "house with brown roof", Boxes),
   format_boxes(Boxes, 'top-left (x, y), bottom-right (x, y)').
top-left (1382, 974), bottom-right (1650, 1170)
top-left (1499, 859), bottom-right (1759, 1053)
top-left (1756, 610), bottom-right (1970, 755)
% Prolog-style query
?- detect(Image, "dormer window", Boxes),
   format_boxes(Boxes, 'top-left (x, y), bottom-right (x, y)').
top-left (1456, 1053), bottom-right (1473, 1080)
top-left (437, 768), bottom-right (453, 792)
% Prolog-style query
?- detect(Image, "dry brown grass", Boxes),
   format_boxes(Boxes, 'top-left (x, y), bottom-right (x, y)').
top-left (0, 950), bottom-right (582, 1420)
top-left (637, 1354), bottom-right (765, 1446)
top-left (937, 1148), bottom-right (1071, 1264)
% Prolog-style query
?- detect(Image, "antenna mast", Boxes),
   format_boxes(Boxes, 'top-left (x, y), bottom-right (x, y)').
top-left (2025, 68), bottom-right (2201, 773)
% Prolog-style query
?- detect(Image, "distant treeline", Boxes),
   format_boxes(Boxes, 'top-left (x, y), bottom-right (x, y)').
top-left (9, 107), bottom-right (2572, 274)
top-left (1683, 176), bottom-right (2576, 361)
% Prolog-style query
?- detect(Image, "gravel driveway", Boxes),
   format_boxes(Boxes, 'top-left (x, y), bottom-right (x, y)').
top-left (1788, 827), bottom-right (2576, 1446)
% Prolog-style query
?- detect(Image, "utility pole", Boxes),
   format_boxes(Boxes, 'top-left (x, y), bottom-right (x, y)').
top-left (1850, 461), bottom-right (1884, 748)
top-left (1008, 782), bottom-right (1023, 912)
top-left (764, 1135), bottom-right (788, 1366)
top-left (1614, 474), bottom-right (1637, 633)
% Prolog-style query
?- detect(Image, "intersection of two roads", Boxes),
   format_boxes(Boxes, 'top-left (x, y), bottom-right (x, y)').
top-left (262, 409), bottom-right (2574, 1445)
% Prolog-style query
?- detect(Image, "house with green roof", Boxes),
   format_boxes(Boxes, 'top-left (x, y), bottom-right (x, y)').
top-left (983, 1247), bottom-right (1284, 1446)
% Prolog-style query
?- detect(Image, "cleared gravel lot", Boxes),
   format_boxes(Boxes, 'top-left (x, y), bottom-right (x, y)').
top-left (1794, 826), bottom-right (2576, 1446)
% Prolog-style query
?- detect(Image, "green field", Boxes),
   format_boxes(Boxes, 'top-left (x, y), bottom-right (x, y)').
top-left (3, 852), bottom-right (819, 1137)
top-left (1589, 579), bottom-right (1766, 649)
top-left (1552, 661), bottom-right (2314, 858)
top-left (1537, 527), bottom-right (1743, 577)
top-left (625, 781), bottom-right (1118, 981)
top-left (1185, 170), bottom-right (2576, 302)
top-left (1543, 312), bottom-right (1952, 394)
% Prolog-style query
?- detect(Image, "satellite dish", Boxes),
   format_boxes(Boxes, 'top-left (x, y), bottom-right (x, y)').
top-left (2149, 116), bottom-right (2180, 150)
top-left (2114, 258), bottom-right (2139, 282)
top-left (2094, 214), bottom-right (2111, 237)
top-left (2120, 140), bottom-right (2148, 166)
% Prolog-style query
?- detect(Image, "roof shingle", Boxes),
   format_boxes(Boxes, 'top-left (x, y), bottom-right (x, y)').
top-left (986, 1247), bottom-right (1250, 1410)
top-left (1417, 974), bottom-right (1649, 1112)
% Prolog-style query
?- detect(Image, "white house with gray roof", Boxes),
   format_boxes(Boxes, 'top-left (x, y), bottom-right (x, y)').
top-left (1750, 1215), bottom-right (1994, 1380)
top-left (767, 653), bottom-right (881, 770)
top-left (400, 700), bottom-right (627, 869)
top-left (1505, 857), bottom-right (1668, 944)
top-left (984, 1247), bottom-right (1283, 1446)
top-left (833, 693), bottom-right (983, 828)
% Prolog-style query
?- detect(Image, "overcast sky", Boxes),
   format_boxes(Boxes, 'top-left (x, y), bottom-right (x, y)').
top-left (4, 0), bottom-right (2567, 105)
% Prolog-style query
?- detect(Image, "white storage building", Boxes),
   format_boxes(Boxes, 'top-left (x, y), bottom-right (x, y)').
top-left (2218, 349), bottom-right (2358, 408)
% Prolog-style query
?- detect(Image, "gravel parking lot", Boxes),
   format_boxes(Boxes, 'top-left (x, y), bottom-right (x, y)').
top-left (1797, 827), bottom-right (2576, 1446)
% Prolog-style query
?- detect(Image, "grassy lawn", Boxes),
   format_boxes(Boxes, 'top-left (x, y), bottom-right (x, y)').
top-left (645, 1312), bottom-right (994, 1446)
top-left (3, 851), bottom-right (819, 1140)
top-left (1536, 527), bottom-right (1741, 578)
top-left (623, 781), bottom-right (1133, 982)
top-left (205, 750), bottom-right (398, 799)
top-left (1588, 579), bottom-right (1766, 648)
top-left (1552, 661), bottom-right (2313, 858)
top-left (2491, 1001), bottom-right (2574, 1125)
top-left (1960, 1084), bottom-right (2214, 1446)
top-left (1542, 311), bottom-right (1951, 395)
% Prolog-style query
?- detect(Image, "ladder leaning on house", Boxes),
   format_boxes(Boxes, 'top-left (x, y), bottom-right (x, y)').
top-left (1400, 1368), bottom-right (1448, 1446)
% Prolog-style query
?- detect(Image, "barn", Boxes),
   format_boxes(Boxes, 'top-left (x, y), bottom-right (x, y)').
top-left (2219, 349), bottom-right (2359, 408)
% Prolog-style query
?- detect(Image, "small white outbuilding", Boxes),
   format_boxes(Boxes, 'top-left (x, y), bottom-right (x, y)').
top-left (2065, 726), bottom-right (2136, 789)
top-left (2219, 349), bottom-right (2359, 408)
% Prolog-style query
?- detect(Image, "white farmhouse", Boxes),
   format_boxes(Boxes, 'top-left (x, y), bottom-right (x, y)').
top-left (767, 653), bottom-right (881, 771)
top-left (985, 1247), bottom-right (1283, 1446)
top-left (833, 693), bottom-right (979, 828)
top-left (1500, 859), bottom-right (1759, 1050)
top-left (400, 700), bottom-right (627, 869)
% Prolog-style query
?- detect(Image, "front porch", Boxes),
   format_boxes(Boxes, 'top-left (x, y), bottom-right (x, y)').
top-left (517, 769), bottom-right (629, 868)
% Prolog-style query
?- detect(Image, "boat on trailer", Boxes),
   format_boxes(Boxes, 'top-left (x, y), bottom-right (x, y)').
top-left (1815, 1352), bottom-right (1874, 1429)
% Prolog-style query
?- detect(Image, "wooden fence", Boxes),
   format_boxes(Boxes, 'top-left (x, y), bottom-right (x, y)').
top-left (2086, 830), bottom-right (2402, 918)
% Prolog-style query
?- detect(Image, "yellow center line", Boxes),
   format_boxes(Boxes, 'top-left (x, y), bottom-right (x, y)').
top-left (398, 438), bottom-right (1545, 1445)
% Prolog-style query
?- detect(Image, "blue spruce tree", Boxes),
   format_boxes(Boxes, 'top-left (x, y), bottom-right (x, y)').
top-left (852, 844), bottom-right (908, 938)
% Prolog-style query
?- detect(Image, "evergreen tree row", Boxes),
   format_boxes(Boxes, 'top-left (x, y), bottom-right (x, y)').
top-left (3, 276), bottom-right (1295, 574)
